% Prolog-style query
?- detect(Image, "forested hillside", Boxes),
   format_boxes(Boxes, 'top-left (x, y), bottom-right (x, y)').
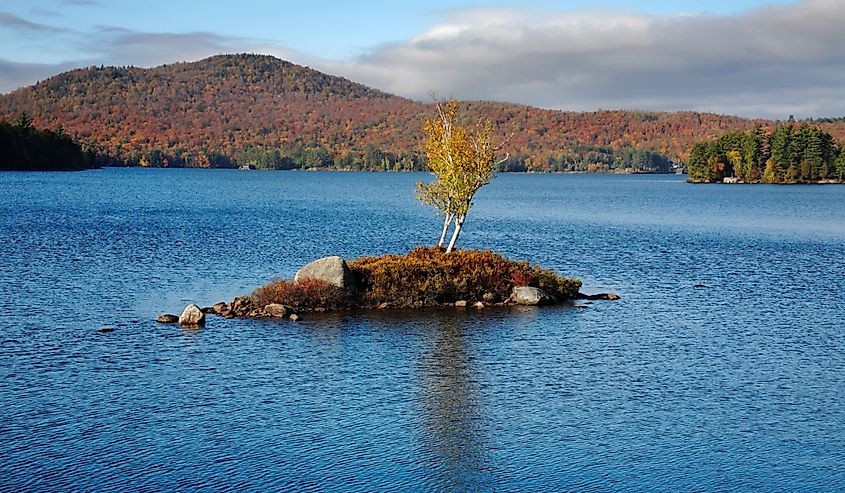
top-left (2, 54), bottom-right (844, 172)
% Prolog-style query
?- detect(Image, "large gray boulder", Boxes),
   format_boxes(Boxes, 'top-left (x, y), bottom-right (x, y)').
top-left (510, 286), bottom-right (555, 306)
top-left (179, 304), bottom-right (206, 326)
top-left (294, 256), bottom-right (355, 291)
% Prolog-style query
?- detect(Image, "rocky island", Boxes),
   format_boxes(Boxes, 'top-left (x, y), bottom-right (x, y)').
top-left (160, 247), bottom-right (618, 326)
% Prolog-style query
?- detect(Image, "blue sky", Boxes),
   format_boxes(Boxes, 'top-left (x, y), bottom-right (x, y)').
top-left (2, 1), bottom-right (796, 62)
top-left (2, 0), bottom-right (843, 118)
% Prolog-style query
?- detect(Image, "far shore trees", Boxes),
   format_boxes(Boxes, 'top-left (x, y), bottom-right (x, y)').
top-left (687, 123), bottom-right (843, 184)
top-left (417, 97), bottom-right (507, 252)
top-left (0, 113), bottom-right (91, 171)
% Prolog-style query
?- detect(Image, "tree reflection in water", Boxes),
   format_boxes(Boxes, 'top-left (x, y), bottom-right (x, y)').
top-left (417, 312), bottom-right (494, 491)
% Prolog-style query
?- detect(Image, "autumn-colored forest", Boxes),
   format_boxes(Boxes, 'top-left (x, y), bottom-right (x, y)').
top-left (2, 53), bottom-right (844, 172)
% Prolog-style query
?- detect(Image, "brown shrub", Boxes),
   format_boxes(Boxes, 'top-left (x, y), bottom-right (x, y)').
top-left (251, 278), bottom-right (348, 311)
top-left (348, 246), bottom-right (581, 307)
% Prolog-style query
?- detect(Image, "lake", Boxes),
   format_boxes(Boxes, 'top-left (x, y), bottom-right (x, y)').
top-left (1, 169), bottom-right (843, 492)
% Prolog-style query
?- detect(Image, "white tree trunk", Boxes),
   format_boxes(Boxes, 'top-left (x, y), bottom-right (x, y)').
top-left (445, 215), bottom-right (465, 253)
top-left (437, 214), bottom-right (453, 247)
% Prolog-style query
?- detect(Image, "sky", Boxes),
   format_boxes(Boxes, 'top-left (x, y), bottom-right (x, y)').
top-left (1, 0), bottom-right (843, 119)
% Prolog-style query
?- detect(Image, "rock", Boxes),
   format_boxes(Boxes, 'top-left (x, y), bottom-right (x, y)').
top-left (200, 306), bottom-right (215, 314)
top-left (289, 313), bottom-right (301, 321)
top-left (264, 303), bottom-right (290, 318)
top-left (178, 304), bottom-right (206, 326)
top-left (294, 256), bottom-right (355, 291)
top-left (155, 314), bottom-right (179, 324)
top-left (578, 292), bottom-right (621, 301)
top-left (212, 302), bottom-right (228, 314)
top-left (96, 327), bottom-right (114, 333)
top-left (510, 286), bottom-right (554, 306)
top-left (454, 300), bottom-right (468, 307)
top-left (473, 301), bottom-right (485, 308)
top-left (694, 284), bottom-right (706, 288)
top-left (231, 296), bottom-right (254, 316)
top-left (482, 292), bottom-right (495, 302)
top-left (378, 302), bottom-right (389, 310)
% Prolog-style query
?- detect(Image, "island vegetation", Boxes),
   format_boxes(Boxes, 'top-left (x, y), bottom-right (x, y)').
top-left (5, 54), bottom-right (845, 174)
top-left (687, 122), bottom-right (845, 183)
top-left (162, 247), bottom-right (590, 326)
top-left (251, 247), bottom-right (582, 313)
top-left (0, 113), bottom-right (92, 171)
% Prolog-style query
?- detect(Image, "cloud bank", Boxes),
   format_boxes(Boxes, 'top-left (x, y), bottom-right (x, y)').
top-left (327, 0), bottom-right (845, 118)
top-left (1, 0), bottom-right (843, 118)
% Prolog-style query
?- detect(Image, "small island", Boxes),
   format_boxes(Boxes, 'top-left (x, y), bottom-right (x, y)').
top-left (162, 247), bottom-right (621, 327)
top-left (687, 122), bottom-right (845, 184)
top-left (252, 248), bottom-right (581, 312)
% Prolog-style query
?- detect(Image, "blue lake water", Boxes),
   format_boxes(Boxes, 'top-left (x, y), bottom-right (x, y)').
top-left (1, 169), bottom-right (843, 491)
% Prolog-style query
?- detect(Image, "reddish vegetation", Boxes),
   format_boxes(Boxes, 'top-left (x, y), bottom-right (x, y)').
top-left (2, 54), bottom-right (843, 170)
top-left (251, 278), bottom-right (347, 312)
top-left (251, 247), bottom-right (581, 311)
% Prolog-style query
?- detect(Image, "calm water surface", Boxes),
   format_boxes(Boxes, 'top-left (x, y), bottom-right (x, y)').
top-left (1, 169), bottom-right (843, 492)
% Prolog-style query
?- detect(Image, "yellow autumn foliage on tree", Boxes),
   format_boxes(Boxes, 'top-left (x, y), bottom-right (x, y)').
top-left (417, 97), bottom-right (504, 253)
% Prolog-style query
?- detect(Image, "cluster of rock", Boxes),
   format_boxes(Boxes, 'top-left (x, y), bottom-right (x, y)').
top-left (156, 297), bottom-right (303, 327)
top-left (155, 304), bottom-right (208, 327)
top-left (208, 296), bottom-right (302, 321)
top-left (156, 255), bottom-right (620, 326)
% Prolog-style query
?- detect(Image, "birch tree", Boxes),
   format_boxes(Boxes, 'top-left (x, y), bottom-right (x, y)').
top-left (417, 98), bottom-right (506, 253)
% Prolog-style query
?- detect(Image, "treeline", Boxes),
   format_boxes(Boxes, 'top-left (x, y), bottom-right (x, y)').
top-left (500, 146), bottom-right (673, 173)
top-left (688, 123), bottom-right (845, 183)
top-left (147, 143), bottom-right (427, 171)
top-left (0, 113), bottom-right (92, 171)
top-left (112, 141), bottom-right (673, 173)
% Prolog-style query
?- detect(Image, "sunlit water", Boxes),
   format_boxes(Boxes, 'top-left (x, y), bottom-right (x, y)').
top-left (1, 169), bottom-right (843, 491)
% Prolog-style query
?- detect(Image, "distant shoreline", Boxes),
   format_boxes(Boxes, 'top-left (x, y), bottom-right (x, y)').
top-left (688, 177), bottom-right (844, 185)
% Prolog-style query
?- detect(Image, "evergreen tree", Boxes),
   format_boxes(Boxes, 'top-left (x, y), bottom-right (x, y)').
top-left (687, 122), bottom-right (841, 184)
top-left (835, 150), bottom-right (845, 181)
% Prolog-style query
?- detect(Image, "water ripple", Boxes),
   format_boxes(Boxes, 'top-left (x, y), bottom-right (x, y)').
top-left (0, 171), bottom-right (843, 491)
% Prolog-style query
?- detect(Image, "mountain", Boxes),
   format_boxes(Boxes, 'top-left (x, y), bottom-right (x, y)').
top-left (1, 53), bottom-right (843, 171)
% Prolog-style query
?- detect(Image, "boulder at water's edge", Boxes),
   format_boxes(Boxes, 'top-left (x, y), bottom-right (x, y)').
top-left (179, 304), bottom-right (206, 326)
top-left (264, 303), bottom-right (290, 318)
top-left (510, 286), bottom-right (554, 306)
top-left (156, 314), bottom-right (179, 324)
top-left (294, 256), bottom-right (355, 291)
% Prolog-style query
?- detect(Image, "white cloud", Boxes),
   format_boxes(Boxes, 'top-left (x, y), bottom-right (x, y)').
top-left (319, 0), bottom-right (845, 118)
top-left (2, 0), bottom-right (843, 118)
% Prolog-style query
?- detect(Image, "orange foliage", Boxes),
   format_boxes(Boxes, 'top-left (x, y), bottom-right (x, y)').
top-left (4, 54), bottom-right (842, 169)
